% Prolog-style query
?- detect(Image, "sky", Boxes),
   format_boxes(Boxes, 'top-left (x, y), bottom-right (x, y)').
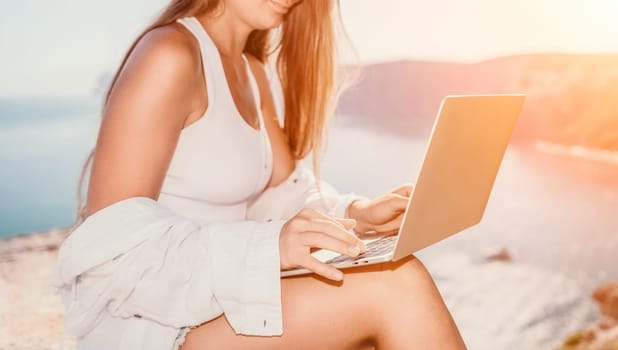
top-left (1, 0), bottom-right (618, 97)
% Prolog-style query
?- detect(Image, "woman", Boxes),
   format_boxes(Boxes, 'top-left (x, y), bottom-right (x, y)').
top-left (70, 0), bottom-right (466, 348)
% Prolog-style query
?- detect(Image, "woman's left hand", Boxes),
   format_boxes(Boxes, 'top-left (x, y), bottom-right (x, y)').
top-left (346, 183), bottom-right (414, 236)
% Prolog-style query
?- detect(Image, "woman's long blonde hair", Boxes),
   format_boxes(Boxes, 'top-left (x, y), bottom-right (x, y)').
top-left (74, 0), bottom-right (355, 227)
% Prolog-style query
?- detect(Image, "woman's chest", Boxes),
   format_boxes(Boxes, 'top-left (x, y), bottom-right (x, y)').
top-left (161, 114), bottom-right (272, 205)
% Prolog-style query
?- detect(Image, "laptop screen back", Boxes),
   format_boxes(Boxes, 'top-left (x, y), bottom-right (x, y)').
top-left (392, 95), bottom-right (525, 260)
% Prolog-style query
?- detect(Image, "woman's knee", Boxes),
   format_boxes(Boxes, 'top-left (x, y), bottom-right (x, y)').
top-left (370, 256), bottom-right (466, 348)
top-left (342, 254), bottom-right (437, 309)
top-left (379, 254), bottom-right (437, 292)
top-left (371, 255), bottom-right (451, 325)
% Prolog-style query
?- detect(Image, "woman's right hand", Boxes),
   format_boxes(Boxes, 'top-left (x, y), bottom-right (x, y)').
top-left (279, 208), bottom-right (366, 281)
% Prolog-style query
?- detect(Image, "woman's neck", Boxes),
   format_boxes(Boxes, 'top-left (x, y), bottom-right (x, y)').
top-left (196, 11), bottom-right (252, 58)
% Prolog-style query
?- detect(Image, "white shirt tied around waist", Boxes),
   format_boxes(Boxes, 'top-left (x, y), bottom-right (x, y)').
top-left (50, 160), bottom-right (369, 350)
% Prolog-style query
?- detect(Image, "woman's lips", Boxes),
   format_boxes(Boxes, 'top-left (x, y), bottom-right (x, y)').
top-left (269, 0), bottom-right (291, 14)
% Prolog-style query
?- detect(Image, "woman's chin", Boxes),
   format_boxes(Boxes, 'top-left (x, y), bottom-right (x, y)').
top-left (253, 15), bottom-right (285, 30)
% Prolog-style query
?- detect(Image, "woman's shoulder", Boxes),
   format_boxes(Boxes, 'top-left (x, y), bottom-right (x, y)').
top-left (128, 22), bottom-right (203, 77)
top-left (114, 22), bottom-right (205, 111)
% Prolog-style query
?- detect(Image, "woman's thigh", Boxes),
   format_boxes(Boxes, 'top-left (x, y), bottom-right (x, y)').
top-left (180, 255), bottom-right (464, 350)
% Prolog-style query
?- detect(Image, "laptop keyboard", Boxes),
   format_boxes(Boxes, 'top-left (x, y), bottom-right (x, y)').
top-left (325, 234), bottom-right (398, 264)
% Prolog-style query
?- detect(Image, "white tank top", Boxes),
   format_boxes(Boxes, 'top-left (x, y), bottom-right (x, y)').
top-left (157, 16), bottom-right (273, 225)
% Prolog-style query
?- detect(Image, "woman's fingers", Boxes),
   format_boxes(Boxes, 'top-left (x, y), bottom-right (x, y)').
top-left (301, 231), bottom-right (363, 257)
top-left (284, 208), bottom-right (369, 281)
top-left (372, 211), bottom-right (405, 234)
top-left (301, 254), bottom-right (344, 281)
top-left (304, 218), bottom-right (366, 252)
top-left (301, 209), bottom-right (362, 241)
top-left (387, 193), bottom-right (410, 211)
top-left (390, 182), bottom-right (414, 197)
top-left (339, 218), bottom-right (357, 230)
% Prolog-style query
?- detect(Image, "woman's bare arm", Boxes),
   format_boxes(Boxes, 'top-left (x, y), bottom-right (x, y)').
top-left (84, 24), bottom-right (205, 219)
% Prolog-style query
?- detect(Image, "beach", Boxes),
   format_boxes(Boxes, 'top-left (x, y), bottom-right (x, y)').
top-left (0, 228), bottom-right (74, 349)
top-left (1, 223), bottom-right (617, 349)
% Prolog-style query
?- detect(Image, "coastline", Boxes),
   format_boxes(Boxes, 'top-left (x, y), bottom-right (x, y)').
top-left (0, 226), bottom-right (70, 256)
top-left (534, 140), bottom-right (618, 165)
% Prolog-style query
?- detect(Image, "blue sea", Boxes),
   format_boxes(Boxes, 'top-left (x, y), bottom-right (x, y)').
top-left (0, 97), bottom-right (102, 237)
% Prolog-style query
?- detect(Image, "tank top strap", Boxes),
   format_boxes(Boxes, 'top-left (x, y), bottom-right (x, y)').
top-left (176, 16), bottom-right (227, 108)
top-left (176, 16), bottom-right (265, 133)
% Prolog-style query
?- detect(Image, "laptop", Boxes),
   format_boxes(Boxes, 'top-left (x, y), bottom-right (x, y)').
top-left (281, 94), bottom-right (526, 277)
